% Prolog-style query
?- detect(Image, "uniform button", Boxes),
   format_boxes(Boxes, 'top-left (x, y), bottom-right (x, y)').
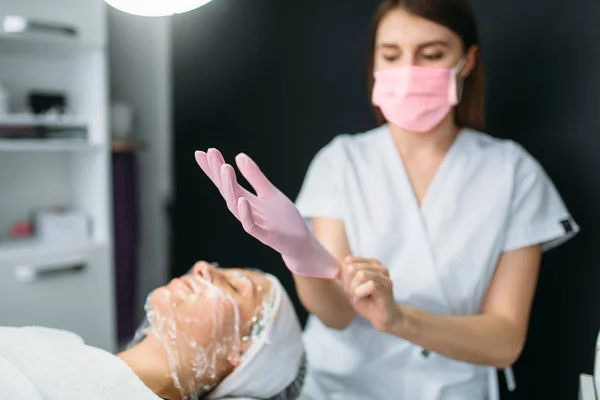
top-left (422, 348), bottom-right (430, 357)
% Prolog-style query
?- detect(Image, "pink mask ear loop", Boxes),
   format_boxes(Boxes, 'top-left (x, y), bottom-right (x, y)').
top-left (450, 57), bottom-right (468, 104)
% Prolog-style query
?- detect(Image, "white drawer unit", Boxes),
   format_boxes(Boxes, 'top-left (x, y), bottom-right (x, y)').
top-left (0, 243), bottom-right (116, 352)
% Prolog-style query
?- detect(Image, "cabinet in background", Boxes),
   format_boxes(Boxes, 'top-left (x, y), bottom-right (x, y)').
top-left (0, 0), bottom-right (115, 352)
top-left (0, 0), bottom-right (106, 46)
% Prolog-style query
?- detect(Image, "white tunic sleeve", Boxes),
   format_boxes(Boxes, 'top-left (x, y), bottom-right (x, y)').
top-left (502, 143), bottom-right (579, 253)
top-left (295, 136), bottom-right (345, 221)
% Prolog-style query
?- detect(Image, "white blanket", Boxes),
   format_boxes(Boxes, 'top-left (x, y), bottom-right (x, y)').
top-left (0, 326), bottom-right (160, 400)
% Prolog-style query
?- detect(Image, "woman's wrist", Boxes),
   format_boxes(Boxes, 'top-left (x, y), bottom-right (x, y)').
top-left (292, 273), bottom-right (355, 330)
top-left (389, 305), bottom-right (419, 339)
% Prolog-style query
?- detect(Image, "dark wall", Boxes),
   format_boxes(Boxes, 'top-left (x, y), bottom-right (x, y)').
top-left (469, 1), bottom-right (600, 398)
top-left (170, 0), bottom-right (380, 325)
top-left (171, 1), bottom-right (600, 399)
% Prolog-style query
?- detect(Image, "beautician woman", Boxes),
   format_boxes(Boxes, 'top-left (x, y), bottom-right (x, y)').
top-left (194, 0), bottom-right (579, 399)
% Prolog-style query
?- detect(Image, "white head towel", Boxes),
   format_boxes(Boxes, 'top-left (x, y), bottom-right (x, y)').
top-left (208, 274), bottom-right (305, 399)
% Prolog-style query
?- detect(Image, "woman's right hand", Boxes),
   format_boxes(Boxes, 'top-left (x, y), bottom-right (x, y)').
top-left (194, 148), bottom-right (339, 279)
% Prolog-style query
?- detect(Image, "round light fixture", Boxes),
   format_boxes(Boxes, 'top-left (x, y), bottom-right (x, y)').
top-left (104, 0), bottom-right (214, 17)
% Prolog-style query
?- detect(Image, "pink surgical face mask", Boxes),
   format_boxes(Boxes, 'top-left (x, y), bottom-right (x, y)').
top-left (372, 58), bottom-right (466, 133)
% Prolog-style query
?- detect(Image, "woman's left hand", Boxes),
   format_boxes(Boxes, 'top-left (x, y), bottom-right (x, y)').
top-left (340, 256), bottom-right (401, 333)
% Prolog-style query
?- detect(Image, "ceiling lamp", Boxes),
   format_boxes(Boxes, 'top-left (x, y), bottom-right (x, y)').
top-left (104, 0), bottom-right (214, 17)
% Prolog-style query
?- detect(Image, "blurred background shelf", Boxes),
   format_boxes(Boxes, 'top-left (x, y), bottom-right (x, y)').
top-left (0, 139), bottom-right (101, 151)
top-left (0, 113), bottom-right (87, 128)
top-left (0, 238), bottom-right (107, 263)
top-left (0, 32), bottom-right (100, 56)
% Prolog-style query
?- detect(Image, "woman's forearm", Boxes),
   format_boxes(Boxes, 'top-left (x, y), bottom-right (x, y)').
top-left (290, 217), bottom-right (356, 329)
top-left (391, 305), bottom-right (524, 368)
top-left (293, 275), bottom-right (356, 330)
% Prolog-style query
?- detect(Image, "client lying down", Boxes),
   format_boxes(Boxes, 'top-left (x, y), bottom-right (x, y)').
top-left (0, 261), bottom-right (305, 400)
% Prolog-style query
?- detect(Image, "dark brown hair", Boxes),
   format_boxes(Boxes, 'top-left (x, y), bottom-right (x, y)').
top-left (368, 0), bottom-right (486, 132)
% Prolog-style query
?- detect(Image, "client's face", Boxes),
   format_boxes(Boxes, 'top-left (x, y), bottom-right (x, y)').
top-left (147, 261), bottom-right (272, 398)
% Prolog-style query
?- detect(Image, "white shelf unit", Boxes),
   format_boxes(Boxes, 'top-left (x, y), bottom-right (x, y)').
top-left (0, 238), bottom-right (107, 263)
top-left (0, 113), bottom-right (87, 126)
top-left (0, 0), bottom-right (106, 48)
top-left (0, 139), bottom-right (99, 151)
top-left (0, 0), bottom-right (116, 352)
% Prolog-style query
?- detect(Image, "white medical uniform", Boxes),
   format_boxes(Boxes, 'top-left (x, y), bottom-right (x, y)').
top-left (295, 125), bottom-right (579, 400)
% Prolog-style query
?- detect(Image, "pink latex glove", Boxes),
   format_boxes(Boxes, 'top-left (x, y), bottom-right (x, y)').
top-left (194, 148), bottom-right (339, 279)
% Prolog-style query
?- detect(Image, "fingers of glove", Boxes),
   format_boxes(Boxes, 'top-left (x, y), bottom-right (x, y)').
top-left (221, 164), bottom-right (246, 219)
top-left (207, 148), bottom-right (227, 193)
top-left (194, 151), bottom-right (220, 188)
top-left (235, 153), bottom-right (277, 197)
